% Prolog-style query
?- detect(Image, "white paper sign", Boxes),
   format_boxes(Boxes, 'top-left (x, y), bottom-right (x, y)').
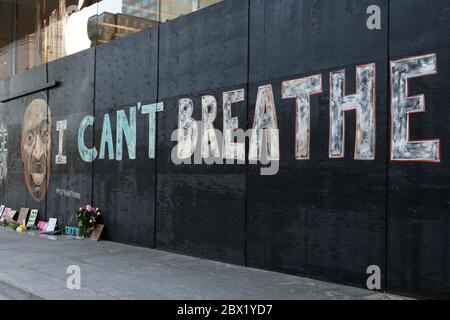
top-left (45, 218), bottom-right (57, 232)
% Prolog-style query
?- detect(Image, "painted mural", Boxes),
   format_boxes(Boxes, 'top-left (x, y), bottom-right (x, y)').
top-left (21, 98), bottom-right (51, 202)
top-left (390, 54), bottom-right (440, 162)
top-left (0, 53), bottom-right (443, 203)
top-left (0, 0), bottom-right (448, 300)
top-left (281, 75), bottom-right (322, 160)
top-left (329, 64), bottom-right (376, 160)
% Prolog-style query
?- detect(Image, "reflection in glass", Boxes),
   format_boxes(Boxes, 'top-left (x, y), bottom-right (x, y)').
top-left (0, 1), bottom-right (15, 79)
top-left (0, 0), bottom-right (222, 80)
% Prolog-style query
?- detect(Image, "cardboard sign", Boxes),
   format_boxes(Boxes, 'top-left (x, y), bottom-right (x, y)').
top-left (27, 209), bottom-right (38, 228)
top-left (17, 208), bottom-right (29, 226)
top-left (45, 218), bottom-right (57, 232)
top-left (90, 224), bottom-right (104, 241)
top-left (7, 210), bottom-right (17, 221)
top-left (0, 208), bottom-right (10, 222)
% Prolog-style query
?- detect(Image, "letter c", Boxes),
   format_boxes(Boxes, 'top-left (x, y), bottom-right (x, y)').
top-left (78, 115), bottom-right (98, 162)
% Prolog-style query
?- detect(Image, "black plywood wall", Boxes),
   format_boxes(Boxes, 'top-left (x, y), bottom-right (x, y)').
top-left (247, 0), bottom-right (388, 288)
top-left (47, 49), bottom-right (96, 228)
top-left (0, 0), bottom-right (449, 298)
top-left (156, 0), bottom-right (248, 265)
top-left (387, 0), bottom-right (450, 299)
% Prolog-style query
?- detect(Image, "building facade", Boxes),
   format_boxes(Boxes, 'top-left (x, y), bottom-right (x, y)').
top-left (0, 0), bottom-right (221, 79)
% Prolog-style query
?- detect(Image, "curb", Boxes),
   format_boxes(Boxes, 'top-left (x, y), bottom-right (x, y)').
top-left (0, 278), bottom-right (44, 300)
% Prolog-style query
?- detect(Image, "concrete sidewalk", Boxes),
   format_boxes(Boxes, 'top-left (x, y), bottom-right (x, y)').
top-left (0, 227), bottom-right (407, 300)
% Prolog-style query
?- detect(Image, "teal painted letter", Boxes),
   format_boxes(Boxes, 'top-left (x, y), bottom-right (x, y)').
top-left (78, 115), bottom-right (98, 162)
top-left (116, 107), bottom-right (137, 160)
top-left (141, 102), bottom-right (164, 159)
top-left (99, 114), bottom-right (115, 160)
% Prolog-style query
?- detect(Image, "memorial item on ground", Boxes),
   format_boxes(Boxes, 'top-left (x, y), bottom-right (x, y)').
top-left (90, 224), bottom-right (104, 241)
top-left (0, 208), bottom-right (11, 222)
top-left (27, 209), bottom-right (38, 228)
top-left (17, 208), bottom-right (29, 226)
top-left (16, 225), bottom-right (27, 233)
top-left (8, 220), bottom-right (19, 230)
top-left (7, 209), bottom-right (16, 221)
top-left (45, 218), bottom-right (57, 232)
top-left (76, 205), bottom-right (101, 236)
top-left (65, 226), bottom-right (80, 237)
top-left (38, 221), bottom-right (48, 232)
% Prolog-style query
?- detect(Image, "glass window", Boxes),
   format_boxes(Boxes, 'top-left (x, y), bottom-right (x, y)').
top-left (0, 0), bottom-right (222, 80)
top-left (0, 1), bottom-right (15, 79)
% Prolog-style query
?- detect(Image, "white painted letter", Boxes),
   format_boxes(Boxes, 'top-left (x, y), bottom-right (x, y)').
top-left (201, 95), bottom-right (220, 158)
top-left (249, 85), bottom-right (279, 161)
top-left (177, 98), bottom-right (198, 159)
top-left (282, 75), bottom-right (322, 160)
top-left (329, 64), bottom-right (376, 160)
top-left (390, 54), bottom-right (440, 162)
top-left (56, 119), bottom-right (67, 164)
top-left (223, 89), bottom-right (245, 161)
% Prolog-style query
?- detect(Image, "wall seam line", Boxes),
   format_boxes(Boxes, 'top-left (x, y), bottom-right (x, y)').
top-left (92, 47), bottom-right (97, 216)
top-left (244, 0), bottom-right (251, 267)
top-left (154, 22), bottom-right (161, 250)
top-left (385, 0), bottom-right (391, 294)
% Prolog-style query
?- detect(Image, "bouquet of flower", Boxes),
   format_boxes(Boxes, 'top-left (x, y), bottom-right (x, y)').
top-left (76, 205), bottom-right (101, 236)
top-left (16, 225), bottom-right (27, 233)
top-left (7, 220), bottom-right (19, 230)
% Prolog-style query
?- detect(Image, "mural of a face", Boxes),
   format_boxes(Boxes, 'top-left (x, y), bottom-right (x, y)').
top-left (21, 99), bottom-right (51, 202)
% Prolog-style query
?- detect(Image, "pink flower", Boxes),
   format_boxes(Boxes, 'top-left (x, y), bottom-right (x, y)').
top-left (86, 205), bottom-right (92, 211)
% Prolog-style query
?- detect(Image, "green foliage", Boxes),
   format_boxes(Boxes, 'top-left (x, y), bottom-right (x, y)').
top-left (7, 220), bottom-right (19, 230)
top-left (76, 205), bottom-right (101, 236)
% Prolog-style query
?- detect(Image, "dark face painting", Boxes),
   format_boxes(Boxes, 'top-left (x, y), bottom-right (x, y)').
top-left (21, 99), bottom-right (51, 202)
